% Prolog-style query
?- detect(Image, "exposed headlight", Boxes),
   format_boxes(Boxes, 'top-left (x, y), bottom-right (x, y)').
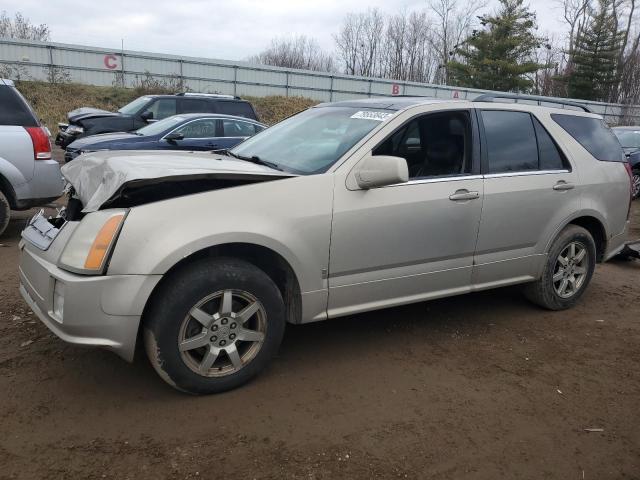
top-left (66, 125), bottom-right (84, 135)
top-left (58, 209), bottom-right (128, 275)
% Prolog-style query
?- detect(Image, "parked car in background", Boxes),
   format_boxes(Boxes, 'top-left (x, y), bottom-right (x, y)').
top-left (0, 79), bottom-right (63, 237)
top-left (612, 126), bottom-right (640, 198)
top-left (55, 93), bottom-right (259, 148)
top-left (19, 96), bottom-right (632, 394)
top-left (65, 114), bottom-right (266, 162)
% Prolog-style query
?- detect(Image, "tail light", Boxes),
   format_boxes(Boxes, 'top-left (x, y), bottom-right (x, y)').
top-left (24, 126), bottom-right (52, 160)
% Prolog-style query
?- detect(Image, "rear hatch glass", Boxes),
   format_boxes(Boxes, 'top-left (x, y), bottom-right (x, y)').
top-left (551, 114), bottom-right (625, 162)
top-left (0, 85), bottom-right (39, 127)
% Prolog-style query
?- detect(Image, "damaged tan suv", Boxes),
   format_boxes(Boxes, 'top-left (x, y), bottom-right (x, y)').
top-left (19, 96), bottom-right (632, 394)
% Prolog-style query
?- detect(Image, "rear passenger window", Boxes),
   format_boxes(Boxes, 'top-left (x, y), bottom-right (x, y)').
top-left (533, 117), bottom-right (566, 170)
top-left (222, 119), bottom-right (257, 136)
top-left (217, 101), bottom-right (255, 119)
top-left (552, 114), bottom-right (624, 162)
top-left (0, 86), bottom-right (38, 126)
top-left (482, 111), bottom-right (538, 173)
top-left (179, 98), bottom-right (213, 114)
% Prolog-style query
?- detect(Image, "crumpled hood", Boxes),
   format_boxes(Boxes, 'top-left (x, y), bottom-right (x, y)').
top-left (61, 150), bottom-right (295, 213)
top-left (68, 107), bottom-right (122, 123)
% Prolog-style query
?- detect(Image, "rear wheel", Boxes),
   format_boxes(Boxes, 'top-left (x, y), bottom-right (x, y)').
top-left (144, 257), bottom-right (285, 394)
top-left (632, 171), bottom-right (640, 199)
top-left (0, 191), bottom-right (10, 237)
top-left (524, 225), bottom-right (596, 310)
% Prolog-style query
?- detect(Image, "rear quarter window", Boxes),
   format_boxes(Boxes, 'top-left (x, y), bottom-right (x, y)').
top-left (552, 114), bottom-right (625, 162)
top-left (216, 101), bottom-right (256, 120)
top-left (0, 86), bottom-right (39, 126)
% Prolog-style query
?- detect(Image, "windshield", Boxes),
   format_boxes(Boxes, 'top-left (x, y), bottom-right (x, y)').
top-left (613, 129), bottom-right (640, 149)
top-left (230, 106), bottom-right (394, 174)
top-left (118, 96), bottom-right (152, 115)
top-left (136, 115), bottom-right (186, 136)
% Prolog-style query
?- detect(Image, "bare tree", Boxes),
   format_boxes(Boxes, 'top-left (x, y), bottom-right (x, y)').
top-left (530, 38), bottom-right (565, 96)
top-left (334, 8), bottom-right (439, 82)
top-left (0, 11), bottom-right (50, 41)
top-left (428, 0), bottom-right (486, 84)
top-left (248, 35), bottom-right (335, 72)
top-left (555, 0), bottom-right (590, 57)
top-left (334, 9), bottom-right (385, 76)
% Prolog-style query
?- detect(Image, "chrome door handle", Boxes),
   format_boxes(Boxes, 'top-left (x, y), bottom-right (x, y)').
top-left (449, 189), bottom-right (480, 201)
top-left (553, 181), bottom-right (575, 191)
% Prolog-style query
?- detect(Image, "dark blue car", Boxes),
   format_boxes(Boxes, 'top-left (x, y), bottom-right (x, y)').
top-left (65, 113), bottom-right (266, 162)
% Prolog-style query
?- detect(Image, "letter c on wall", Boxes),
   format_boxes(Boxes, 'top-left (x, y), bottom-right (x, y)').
top-left (104, 55), bottom-right (118, 70)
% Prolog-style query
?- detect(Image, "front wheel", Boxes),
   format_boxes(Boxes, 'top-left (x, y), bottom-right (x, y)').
top-left (524, 225), bottom-right (596, 310)
top-left (632, 171), bottom-right (640, 199)
top-left (144, 258), bottom-right (286, 394)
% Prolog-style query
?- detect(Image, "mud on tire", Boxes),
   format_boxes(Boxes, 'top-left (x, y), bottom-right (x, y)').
top-left (524, 225), bottom-right (596, 311)
top-left (0, 191), bottom-right (10, 237)
top-left (143, 257), bottom-right (286, 394)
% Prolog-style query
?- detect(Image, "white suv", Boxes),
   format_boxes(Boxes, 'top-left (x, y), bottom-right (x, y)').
top-left (0, 79), bottom-right (63, 236)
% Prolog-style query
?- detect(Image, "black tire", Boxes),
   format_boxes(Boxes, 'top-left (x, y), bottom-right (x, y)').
top-left (0, 191), bottom-right (10, 238)
top-left (524, 225), bottom-right (596, 310)
top-left (632, 172), bottom-right (640, 200)
top-left (143, 257), bottom-right (285, 394)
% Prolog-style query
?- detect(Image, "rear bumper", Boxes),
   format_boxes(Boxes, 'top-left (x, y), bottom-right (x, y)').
top-left (13, 160), bottom-right (64, 208)
top-left (604, 220), bottom-right (631, 261)
top-left (18, 243), bottom-right (161, 361)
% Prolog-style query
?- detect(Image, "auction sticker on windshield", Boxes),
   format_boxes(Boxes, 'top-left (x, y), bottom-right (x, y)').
top-left (350, 111), bottom-right (394, 121)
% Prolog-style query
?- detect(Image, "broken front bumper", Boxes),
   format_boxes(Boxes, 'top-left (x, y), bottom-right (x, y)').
top-left (18, 240), bottom-right (161, 362)
top-left (55, 124), bottom-right (81, 148)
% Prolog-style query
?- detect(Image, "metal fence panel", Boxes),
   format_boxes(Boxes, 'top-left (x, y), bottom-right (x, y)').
top-left (1, 37), bottom-right (639, 124)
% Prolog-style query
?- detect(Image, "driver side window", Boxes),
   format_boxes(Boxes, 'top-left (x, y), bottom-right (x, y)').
top-left (173, 119), bottom-right (218, 138)
top-left (373, 111), bottom-right (472, 179)
top-left (142, 99), bottom-right (177, 121)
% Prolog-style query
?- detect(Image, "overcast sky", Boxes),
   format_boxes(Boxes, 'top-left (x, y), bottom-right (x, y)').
top-left (8, 0), bottom-right (567, 61)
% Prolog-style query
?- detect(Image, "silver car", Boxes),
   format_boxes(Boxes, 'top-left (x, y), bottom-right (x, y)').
top-left (18, 97), bottom-right (632, 394)
top-left (0, 79), bottom-right (64, 236)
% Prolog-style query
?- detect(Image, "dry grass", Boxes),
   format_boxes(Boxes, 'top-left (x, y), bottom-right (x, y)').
top-left (15, 81), bottom-right (319, 131)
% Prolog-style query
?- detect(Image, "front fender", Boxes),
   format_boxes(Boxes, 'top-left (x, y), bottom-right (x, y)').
top-left (107, 174), bottom-right (334, 294)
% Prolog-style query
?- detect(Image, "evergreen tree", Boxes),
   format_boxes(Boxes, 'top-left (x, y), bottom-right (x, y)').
top-left (565, 0), bottom-right (625, 102)
top-left (447, 0), bottom-right (545, 92)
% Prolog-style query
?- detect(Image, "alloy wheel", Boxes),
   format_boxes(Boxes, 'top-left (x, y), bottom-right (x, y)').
top-left (178, 289), bottom-right (267, 377)
top-left (553, 241), bottom-right (589, 299)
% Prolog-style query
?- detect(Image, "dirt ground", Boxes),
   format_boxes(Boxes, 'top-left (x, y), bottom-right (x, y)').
top-left (1, 163), bottom-right (639, 479)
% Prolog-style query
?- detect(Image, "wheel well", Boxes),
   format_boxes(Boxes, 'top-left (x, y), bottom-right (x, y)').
top-left (569, 216), bottom-right (606, 262)
top-left (0, 173), bottom-right (17, 209)
top-left (146, 243), bottom-right (302, 325)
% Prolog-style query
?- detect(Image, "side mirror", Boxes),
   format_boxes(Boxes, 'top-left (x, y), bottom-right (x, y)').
top-left (140, 111), bottom-right (154, 122)
top-left (164, 132), bottom-right (184, 142)
top-left (354, 154), bottom-right (409, 190)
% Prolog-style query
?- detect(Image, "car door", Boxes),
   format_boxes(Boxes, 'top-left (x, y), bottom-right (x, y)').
top-left (327, 109), bottom-right (484, 318)
top-left (473, 108), bottom-right (581, 287)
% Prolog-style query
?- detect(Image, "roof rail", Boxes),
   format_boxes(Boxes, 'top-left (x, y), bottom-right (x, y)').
top-left (474, 93), bottom-right (593, 113)
top-left (175, 92), bottom-right (239, 99)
